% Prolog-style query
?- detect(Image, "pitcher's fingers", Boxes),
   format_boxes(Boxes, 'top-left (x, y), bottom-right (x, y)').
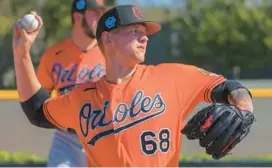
top-left (34, 14), bottom-right (43, 30)
top-left (13, 22), bottom-right (22, 38)
top-left (29, 11), bottom-right (43, 29)
top-left (29, 11), bottom-right (37, 16)
top-left (20, 28), bottom-right (28, 39)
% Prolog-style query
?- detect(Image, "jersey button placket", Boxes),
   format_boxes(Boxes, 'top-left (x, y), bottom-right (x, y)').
top-left (113, 86), bottom-right (123, 99)
top-left (110, 86), bottom-right (122, 129)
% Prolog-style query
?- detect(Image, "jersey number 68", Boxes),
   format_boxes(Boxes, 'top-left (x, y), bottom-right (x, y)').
top-left (140, 128), bottom-right (170, 155)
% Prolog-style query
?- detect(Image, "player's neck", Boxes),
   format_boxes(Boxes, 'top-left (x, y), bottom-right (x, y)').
top-left (105, 62), bottom-right (138, 85)
top-left (71, 31), bottom-right (97, 52)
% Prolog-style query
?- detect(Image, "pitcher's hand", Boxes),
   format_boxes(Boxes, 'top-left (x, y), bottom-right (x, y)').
top-left (12, 11), bottom-right (43, 57)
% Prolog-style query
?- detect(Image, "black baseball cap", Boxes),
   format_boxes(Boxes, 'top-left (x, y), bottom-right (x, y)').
top-left (96, 5), bottom-right (161, 40)
top-left (72, 0), bottom-right (105, 13)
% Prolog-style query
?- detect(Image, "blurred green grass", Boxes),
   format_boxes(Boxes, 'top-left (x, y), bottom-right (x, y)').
top-left (0, 151), bottom-right (46, 163)
top-left (179, 153), bottom-right (272, 162)
top-left (1, 150), bottom-right (272, 163)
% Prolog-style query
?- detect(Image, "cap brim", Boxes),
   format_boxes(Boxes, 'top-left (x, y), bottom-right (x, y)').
top-left (87, 6), bottom-right (106, 10)
top-left (144, 21), bottom-right (161, 36)
top-left (104, 21), bottom-right (161, 37)
top-left (123, 21), bottom-right (161, 36)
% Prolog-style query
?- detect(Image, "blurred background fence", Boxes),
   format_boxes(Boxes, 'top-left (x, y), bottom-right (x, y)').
top-left (1, 0), bottom-right (272, 166)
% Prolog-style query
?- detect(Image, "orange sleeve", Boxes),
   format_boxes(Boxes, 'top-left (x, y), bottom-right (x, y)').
top-left (174, 64), bottom-right (226, 118)
top-left (37, 52), bottom-right (54, 92)
top-left (42, 88), bottom-right (78, 130)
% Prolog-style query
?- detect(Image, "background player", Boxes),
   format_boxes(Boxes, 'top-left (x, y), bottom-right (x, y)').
top-left (13, 5), bottom-right (254, 167)
top-left (36, 0), bottom-right (107, 167)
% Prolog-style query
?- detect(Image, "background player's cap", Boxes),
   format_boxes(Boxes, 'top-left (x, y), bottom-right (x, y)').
top-left (96, 5), bottom-right (161, 39)
top-left (72, 0), bottom-right (105, 13)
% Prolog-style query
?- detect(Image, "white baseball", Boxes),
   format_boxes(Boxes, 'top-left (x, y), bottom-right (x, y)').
top-left (19, 14), bottom-right (39, 33)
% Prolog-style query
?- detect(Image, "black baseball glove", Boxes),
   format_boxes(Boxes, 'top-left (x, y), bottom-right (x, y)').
top-left (181, 103), bottom-right (255, 160)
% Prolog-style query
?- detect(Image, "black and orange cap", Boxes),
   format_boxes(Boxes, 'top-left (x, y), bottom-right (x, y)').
top-left (96, 5), bottom-right (161, 39)
top-left (72, 0), bottom-right (105, 13)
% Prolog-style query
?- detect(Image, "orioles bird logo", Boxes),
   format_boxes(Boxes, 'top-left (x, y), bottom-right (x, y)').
top-left (105, 16), bottom-right (116, 29)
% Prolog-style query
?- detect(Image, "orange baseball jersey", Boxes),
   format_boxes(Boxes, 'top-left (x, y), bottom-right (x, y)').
top-left (43, 63), bottom-right (226, 167)
top-left (37, 38), bottom-right (106, 95)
